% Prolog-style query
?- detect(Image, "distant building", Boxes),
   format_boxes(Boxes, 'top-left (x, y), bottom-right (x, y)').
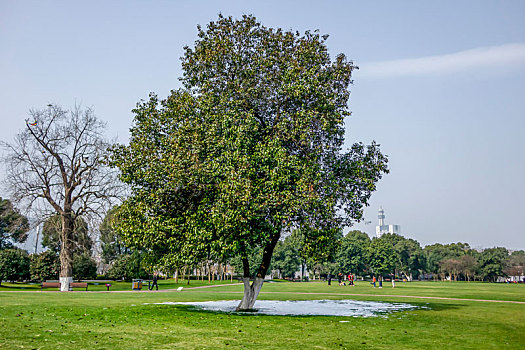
top-left (375, 207), bottom-right (401, 238)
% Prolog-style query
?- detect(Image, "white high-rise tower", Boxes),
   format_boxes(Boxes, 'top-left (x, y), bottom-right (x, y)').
top-left (375, 207), bottom-right (401, 238)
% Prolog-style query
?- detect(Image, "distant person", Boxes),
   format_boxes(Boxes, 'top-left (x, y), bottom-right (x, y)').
top-left (327, 273), bottom-right (332, 285)
top-left (338, 273), bottom-right (345, 286)
top-left (372, 276), bottom-right (376, 288)
top-left (348, 274), bottom-right (354, 286)
top-left (150, 272), bottom-right (159, 291)
top-left (379, 276), bottom-right (383, 288)
top-left (391, 274), bottom-right (396, 288)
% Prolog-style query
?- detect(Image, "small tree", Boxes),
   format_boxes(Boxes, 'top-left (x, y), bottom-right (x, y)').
top-left (0, 198), bottom-right (30, 250)
top-left (439, 258), bottom-right (461, 281)
top-left (30, 250), bottom-right (60, 281)
top-left (504, 250), bottom-right (525, 280)
top-left (458, 255), bottom-right (478, 282)
top-left (2, 105), bottom-right (121, 291)
top-left (0, 248), bottom-right (30, 285)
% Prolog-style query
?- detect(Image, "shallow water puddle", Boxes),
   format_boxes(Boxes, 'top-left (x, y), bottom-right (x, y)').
top-left (148, 299), bottom-right (419, 317)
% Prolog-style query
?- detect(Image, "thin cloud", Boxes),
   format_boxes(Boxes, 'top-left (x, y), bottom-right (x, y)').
top-left (359, 43), bottom-right (525, 78)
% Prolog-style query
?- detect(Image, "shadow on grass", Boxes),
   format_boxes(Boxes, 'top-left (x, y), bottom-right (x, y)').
top-left (407, 301), bottom-right (461, 312)
top-left (0, 283), bottom-right (41, 290)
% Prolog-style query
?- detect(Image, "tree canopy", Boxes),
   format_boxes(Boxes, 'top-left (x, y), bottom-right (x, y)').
top-left (0, 197), bottom-right (29, 250)
top-left (111, 14), bottom-right (388, 310)
top-left (335, 230), bottom-right (370, 275)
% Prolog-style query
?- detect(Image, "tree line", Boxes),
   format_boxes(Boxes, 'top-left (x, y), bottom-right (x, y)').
top-left (1, 197), bottom-right (523, 285)
top-left (270, 230), bottom-right (524, 283)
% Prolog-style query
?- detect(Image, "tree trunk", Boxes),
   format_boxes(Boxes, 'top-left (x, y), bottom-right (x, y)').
top-left (236, 277), bottom-right (265, 311)
top-left (59, 213), bottom-right (74, 291)
top-left (236, 233), bottom-right (279, 311)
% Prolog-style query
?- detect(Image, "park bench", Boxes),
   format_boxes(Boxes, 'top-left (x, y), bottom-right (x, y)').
top-left (41, 282), bottom-right (88, 291)
top-left (41, 282), bottom-right (60, 290)
top-left (70, 282), bottom-right (88, 291)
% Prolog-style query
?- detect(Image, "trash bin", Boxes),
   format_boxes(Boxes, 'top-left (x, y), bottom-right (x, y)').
top-left (132, 279), bottom-right (143, 290)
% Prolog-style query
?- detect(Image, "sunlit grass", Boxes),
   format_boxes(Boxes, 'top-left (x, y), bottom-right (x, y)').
top-left (0, 281), bottom-right (524, 349)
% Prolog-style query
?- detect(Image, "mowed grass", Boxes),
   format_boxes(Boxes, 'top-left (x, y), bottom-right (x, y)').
top-left (0, 281), bottom-right (524, 349)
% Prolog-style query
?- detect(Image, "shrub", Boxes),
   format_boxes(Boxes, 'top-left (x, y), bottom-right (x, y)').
top-left (72, 253), bottom-right (97, 280)
top-left (30, 250), bottom-right (59, 281)
top-left (106, 253), bottom-right (148, 281)
top-left (0, 248), bottom-right (30, 285)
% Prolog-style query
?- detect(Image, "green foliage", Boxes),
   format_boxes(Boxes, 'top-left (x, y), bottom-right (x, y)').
top-left (106, 252), bottom-right (148, 281)
top-left (479, 247), bottom-right (508, 282)
top-left (366, 238), bottom-right (396, 276)
top-left (111, 15), bottom-right (388, 281)
top-left (0, 197), bottom-right (29, 250)
top-left (335, 230), bottom-right (370, 275)
top-left (380, 234), bottom-right (425, 278)
top-left (0, 248), bottom-right (30, 284)
top-left (423, 242), bottom-right (472, 274)
top-left (229, 248), bottom-right (265, 278)
top-left (100, 206), bottom-right (129, 264)
top-left (41, 214), bottom-right (92, 255)
top-left (30, 250), bottom-right (59, 281)
top-left (72, 253), bottom-right (97, 280)
top-left (272, 238), bottom-right (300, 278)
top-left (504, 250), bottom-right (525, 277)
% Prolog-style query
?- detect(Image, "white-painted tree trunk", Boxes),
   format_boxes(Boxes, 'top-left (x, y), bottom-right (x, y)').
top-left (60, 277), bottom-right (73, 291)
top-left (236, 277), bottom-right (264, 311)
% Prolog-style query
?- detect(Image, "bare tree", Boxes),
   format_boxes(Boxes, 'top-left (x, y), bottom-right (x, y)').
top-left (1, 104), bottom-right (122, 291)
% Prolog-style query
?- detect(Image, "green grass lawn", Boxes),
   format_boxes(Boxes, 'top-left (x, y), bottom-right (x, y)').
top-left (1, 280), bottom-right (524, 349)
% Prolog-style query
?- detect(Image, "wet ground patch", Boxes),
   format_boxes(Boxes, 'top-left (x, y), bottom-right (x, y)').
top-left (149, 299), bottom-right (421, 317)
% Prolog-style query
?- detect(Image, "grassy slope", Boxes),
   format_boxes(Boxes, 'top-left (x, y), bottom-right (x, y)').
top-left (0, 281), bottom-right (524, 349)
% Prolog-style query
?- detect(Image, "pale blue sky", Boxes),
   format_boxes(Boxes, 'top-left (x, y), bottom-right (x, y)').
top-left (1, 1), bottom-right (524, 249)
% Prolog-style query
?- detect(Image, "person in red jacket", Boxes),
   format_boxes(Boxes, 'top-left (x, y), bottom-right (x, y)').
top-left (348, 273), bottom-right (354, 286)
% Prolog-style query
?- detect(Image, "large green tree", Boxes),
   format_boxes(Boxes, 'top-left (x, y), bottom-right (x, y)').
top-left (380, 233), bottom-right (425, 280)
top-left (335, 230), bottom-right (370, 276)
top-left (479, 247), bottom-right (508, 282)
top-left (0, 198), bottom-right (29, 250)
top-left (424, 242), bottom-right (471, 277)
top-left (112, 15), bottom-right (388, 310)
top-left (366, 238), bottom-right (397, 277)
